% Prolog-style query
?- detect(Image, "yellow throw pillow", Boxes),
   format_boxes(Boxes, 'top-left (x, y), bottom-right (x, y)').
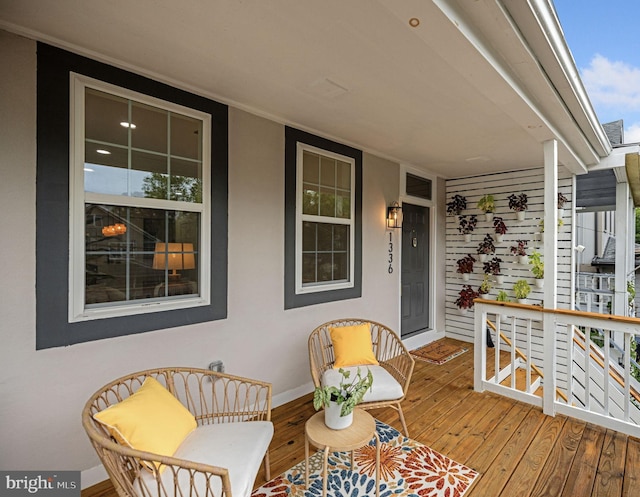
top-left (93, 376), bottom-right (197, 471)
top-left (330, 323), bottom-right (379, 368)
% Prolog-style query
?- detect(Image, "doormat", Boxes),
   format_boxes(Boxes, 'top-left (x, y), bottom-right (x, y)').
top-left (411, 340), bottom-right (468, 365)
top-left (252, 420), bottom-right (479, 497)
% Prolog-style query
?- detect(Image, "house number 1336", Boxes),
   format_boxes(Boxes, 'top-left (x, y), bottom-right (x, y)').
top-left (388, 232), bottom-right (394, 273)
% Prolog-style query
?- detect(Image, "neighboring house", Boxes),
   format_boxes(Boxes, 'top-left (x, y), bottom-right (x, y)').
top-left (2, 0), bottom-right (640, 485)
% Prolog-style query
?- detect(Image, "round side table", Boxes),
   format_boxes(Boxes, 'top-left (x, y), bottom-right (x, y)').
top-left (305, 408), bottom-right (380, 497)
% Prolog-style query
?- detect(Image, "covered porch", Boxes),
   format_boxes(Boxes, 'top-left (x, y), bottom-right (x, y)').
top-left (84, 339), bottom-right (640, 497)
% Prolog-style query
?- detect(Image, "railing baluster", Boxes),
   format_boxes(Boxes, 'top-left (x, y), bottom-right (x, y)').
top-left (624, 333), bottom-right (631, 422)
top-left (511, 318), bottom-right (516, 389)
top-left (495, 315), bottom-right (501, 385)
top-left (526, 318), bottom-right (532, 393)
top-left (566, 322), bottom-right (573, 405)
top-left (604, 329), bottom-right (610, 415)
top-left (585, 326), bottom-right (591, 410)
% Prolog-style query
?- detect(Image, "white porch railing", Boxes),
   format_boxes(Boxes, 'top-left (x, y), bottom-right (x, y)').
top-left (474, 299), bottom-right (640, 438)
top-left (575, 271), bottom-right (614, 314)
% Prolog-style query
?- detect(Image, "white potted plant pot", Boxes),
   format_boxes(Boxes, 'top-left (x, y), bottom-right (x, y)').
top-left (517, 255), bottom-right (527, 264)
top-left (535, 278), bottom-right (544, 289)
top-left (458, 307), bottom-right (469, 315)
top-left (324, 401), bottom-right (353, 430)
top-left (462, 273), bottom-right (470, 282)
top-left (517, 298), bottom-right (528, 305)
top-left (464, 233), bottom-right (472, 243)
top-left (495, 274), bottom-right (504, 285)
top-left (479, 253), bottom-right (488, 262)
top-left (495, 233), bottom-right (504, 243)
top-left (516, 211), bottom-right (526, 221)
top-left (484, 212), bottom-right (493, 222)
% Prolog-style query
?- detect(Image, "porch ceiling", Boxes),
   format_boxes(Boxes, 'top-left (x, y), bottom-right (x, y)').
top-left (0, 0), bottom-right (610, 178)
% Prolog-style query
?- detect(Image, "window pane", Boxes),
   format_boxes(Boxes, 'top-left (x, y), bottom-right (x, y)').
top-left (170, 157), bottom-right (202, 203)
top-left (336, 161), bottom-right (351, 190)
top-left (131, 101), bottom-right (168, 153)
top-left (171, 114), bottom-right (202, 160)
top-left (319, 187), bottom-right (336, 217)
top-left (335, 190), bottom-right (351, 219)
top-left (85, 204), bottom-right (200, 305)
top-left (302, 184), bottom-right (319, 215)
top-left (320, 156), bottom-right (335, 188)
top-left (85, 88), bottom-right (128, 146)
top-left (303, 151), bottom-right (319, 183)
top-left (406, 173), bottom-right (432, 200)
top-left (301, 222), bottom-right (350, 286)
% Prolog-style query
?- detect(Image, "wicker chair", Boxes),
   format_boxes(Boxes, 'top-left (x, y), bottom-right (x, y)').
top-left (82, 368), bottom-right (272, 497)
top-left (308, 319), bottom-right (415, 437)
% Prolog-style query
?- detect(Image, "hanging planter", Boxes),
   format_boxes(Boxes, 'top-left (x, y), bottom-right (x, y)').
top-left (446, 194), bottom-right (467, 216)
top-left (529, 251), bottom-right (544, 289)
top-left (493, 216), bottom-right (508, 243)
top-left (483, 257), bottom-right (503, 285)
top-left (513, 279), bottom-right (531, 304)
top-left (458, 215), bottom-right (477, 243)
top-left (508, 193), bottom-right (528, 221)
top-left (510, 239), bottom-right (528, 264)
top-left (477, 194), bottom-right (495, 222)
top-left (456, 254), bottom-right (476, 281)
top-left (477, 234), bottom-right (496, 263)
top-left (455, 284), bottom-right (480, 313)
top-left (557, 192), bottom-right (569, 218)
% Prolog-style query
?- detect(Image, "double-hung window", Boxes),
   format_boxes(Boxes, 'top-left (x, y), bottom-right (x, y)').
top-left (297, 144), bottom-right (354, 292)
top-left (284, 127), bottom-right (362, 309)
top-left (70, 75), bottom-right (211, 321)
top-left (35, 43), bottom-right (228, 349)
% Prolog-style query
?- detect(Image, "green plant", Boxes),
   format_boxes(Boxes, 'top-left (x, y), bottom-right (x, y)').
top-left (496, 290), bottom-right (510, 302)
top-left (628, 280), bottom-right (636, 304)
top-left (313, 367), bottom-right (374, 417)
top-left (513, 279), bottom-right (531, 300)
top-left (538, 218), bottom-right (564, 232)
top-left (477, 194), bottom-right (495, 213)
top-left (529, 251), bottom-right (544, 279)
top-left (479, 274), bottom-right (492, 295)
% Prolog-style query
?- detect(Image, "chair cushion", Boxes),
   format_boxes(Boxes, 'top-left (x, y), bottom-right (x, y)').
top-left (93, 377), bottom-right (197, 471)
top-left (137, 421), bottom-right (273, 497)
top-left (322, 365), bottom-right (403, 402)
top-left (330, 323), bottom-right (379, 368)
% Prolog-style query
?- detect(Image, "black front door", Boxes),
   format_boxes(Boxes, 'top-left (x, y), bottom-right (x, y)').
top-left (401, 203), bottom-right (430, 337)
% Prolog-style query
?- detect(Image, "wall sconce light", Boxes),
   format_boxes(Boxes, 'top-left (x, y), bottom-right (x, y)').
top-left (387, 201), bottom-right (403, 229)
top-left (153, 242), bottom-right (196, 278)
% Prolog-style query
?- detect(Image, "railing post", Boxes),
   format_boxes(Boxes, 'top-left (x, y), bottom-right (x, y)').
top-left (474, 303), bottom-right (487, 392)
top-left (543, 312), bottom-right (557, 416)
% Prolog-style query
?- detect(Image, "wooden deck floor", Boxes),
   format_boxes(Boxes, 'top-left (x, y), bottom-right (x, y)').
top-left (83, 338), bottom-right (640, 497)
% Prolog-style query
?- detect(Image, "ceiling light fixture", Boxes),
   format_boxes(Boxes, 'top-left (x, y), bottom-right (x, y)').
top-left (409, 18), bottom-right (420, 27)
top-left (120, 121), bottom-right (136, 129)
top-left (96, 149), bottom-right (111, 155)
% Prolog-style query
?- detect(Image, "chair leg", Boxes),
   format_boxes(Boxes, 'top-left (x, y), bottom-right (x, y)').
top-left (264, 450), bottom-right (271, 481)
top-left (397, 403), bottom-right (409, 438)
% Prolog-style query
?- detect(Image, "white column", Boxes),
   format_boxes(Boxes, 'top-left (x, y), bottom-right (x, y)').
top-left (614, 181), bottom-right (630, 318)
top-left (543, 140), bottom-right (558, 417)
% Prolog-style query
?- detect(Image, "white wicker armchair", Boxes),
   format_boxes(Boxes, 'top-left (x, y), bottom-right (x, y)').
top-left (308, 319), bottom-right (415, 437)
top-left (82, 368), bottom-right (272, 497)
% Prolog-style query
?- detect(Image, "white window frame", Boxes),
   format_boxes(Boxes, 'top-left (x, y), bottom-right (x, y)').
top-left (295, 143), bottom-right (355, 294)
top-left (68, 74), bottom-right (212, 322)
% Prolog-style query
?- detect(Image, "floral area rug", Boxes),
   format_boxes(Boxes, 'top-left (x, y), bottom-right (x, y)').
top-left (252, 420), bottom-right (478, 497)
